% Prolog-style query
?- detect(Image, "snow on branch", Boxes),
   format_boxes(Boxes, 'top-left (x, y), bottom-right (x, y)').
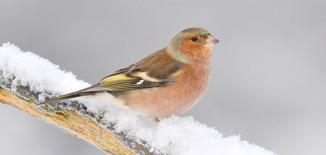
top-left (0, 43), bottom-right (275, 155)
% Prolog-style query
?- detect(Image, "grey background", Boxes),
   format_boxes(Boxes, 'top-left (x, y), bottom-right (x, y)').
top-left (0, 0), bottom-right (325, 155)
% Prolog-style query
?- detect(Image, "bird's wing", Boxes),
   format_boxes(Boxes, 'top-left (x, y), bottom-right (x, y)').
top-left (38, 49), bottom-right (182, 105)
top-left (99, 49), bottom-right (182, 92)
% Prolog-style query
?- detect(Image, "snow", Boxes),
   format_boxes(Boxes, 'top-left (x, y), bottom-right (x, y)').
top-left (0, 43), bottom-right (90, 99)
top-left (0, 43), bottom-right (275, 155)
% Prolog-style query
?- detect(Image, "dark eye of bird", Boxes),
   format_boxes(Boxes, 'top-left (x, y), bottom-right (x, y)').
top-left (191, 37), bottom-right (198, 42)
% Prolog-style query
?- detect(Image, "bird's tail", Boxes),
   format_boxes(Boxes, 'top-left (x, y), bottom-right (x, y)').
top-left (37, 84), bottom-right (107, 106)
top-left (37, 91), bottom-right (85, 106)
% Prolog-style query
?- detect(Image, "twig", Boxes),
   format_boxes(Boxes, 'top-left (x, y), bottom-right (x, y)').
top-left (0, 73), bottom-right (156, 155)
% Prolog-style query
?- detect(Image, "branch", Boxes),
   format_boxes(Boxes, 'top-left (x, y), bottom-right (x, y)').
top-left (0, 43), bottom-right (275, 155)
top-left (0, 77), bottom-right (153, 155)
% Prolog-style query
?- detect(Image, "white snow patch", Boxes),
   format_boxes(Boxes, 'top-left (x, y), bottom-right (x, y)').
top-left (0, 43), bottom-right (276, 155)
top-left (0, 43), bottom-right (89, 100)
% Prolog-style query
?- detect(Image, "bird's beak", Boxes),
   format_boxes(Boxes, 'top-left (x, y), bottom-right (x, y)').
top-left (209, 35), bottom-right (219, 44)
top-left (205, 35), bottom-right (219, 47)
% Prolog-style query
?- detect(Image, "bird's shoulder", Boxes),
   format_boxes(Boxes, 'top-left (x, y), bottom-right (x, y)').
top-left (133, 48), bottom-right (183, 79)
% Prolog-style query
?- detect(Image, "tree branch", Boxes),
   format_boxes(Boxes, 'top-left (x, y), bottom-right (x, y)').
top-left (0, 77), bottom-right (154, 155)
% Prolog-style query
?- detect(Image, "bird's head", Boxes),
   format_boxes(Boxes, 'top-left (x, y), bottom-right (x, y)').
top-left (167, 27), bottom-right (219, 64)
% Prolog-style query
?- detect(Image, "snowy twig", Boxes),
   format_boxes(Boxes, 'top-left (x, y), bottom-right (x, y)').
top-left (0, 73), bottom-right (155, 155)
top-left (0, 43), bottom-right (275, 155)
top-left (0, 88), bottom-right (142, 155)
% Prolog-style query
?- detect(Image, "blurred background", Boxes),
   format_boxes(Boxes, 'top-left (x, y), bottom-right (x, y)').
top-left (0, 0), bottom-right (325, 155)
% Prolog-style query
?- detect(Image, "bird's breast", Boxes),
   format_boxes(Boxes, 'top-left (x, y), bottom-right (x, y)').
top-left (119, 64), bottom-right (211, 118)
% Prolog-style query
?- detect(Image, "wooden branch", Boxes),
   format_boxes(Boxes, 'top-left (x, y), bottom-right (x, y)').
top-left (0, 74), bottom-right (157, 155)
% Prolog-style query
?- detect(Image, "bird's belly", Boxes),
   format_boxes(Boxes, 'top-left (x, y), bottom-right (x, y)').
top-left (119, 67), bottom-right (209, 118)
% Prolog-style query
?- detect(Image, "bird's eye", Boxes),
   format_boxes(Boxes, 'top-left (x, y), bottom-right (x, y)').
top-left (191, 37), bottom-right (198, 42)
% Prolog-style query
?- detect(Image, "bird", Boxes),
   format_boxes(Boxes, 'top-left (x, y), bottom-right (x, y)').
top-left (39, 27), bottom-right (219, 118)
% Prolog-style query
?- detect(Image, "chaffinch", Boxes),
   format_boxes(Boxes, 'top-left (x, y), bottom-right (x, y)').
top-left (40, 27), bottom-right (219, 118)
